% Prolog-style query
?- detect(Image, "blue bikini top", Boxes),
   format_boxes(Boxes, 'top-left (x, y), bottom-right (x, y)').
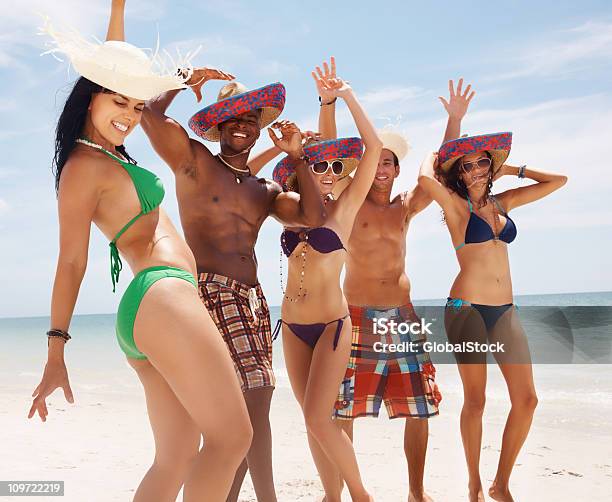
top-left (281, 227), bottom-right (345, 257)
top-left (454, 196), bottom-right (517, 251)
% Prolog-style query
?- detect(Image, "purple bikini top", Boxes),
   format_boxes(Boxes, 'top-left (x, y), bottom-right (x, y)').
top-left (281, 227), bottom-right (345, 257)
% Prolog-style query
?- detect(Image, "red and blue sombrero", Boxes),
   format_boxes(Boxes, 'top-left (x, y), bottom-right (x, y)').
top-left (438, 132), bottom-right (512, 172)
top-left (273, 137), bottom-right (364, 191)
top-left (189, 81), bottom-right (286, 142)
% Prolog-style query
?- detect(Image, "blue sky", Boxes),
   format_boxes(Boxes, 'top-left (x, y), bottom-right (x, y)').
top-left (1, 0), bottom-right (611, 317)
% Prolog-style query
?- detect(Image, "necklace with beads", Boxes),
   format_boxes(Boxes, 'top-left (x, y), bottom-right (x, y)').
top-left (279, 195), bottom-right (334, 302)
top-left (280, 231), bottom-right (309, 302)
top-left (216, 153), bottom-right (250, 183)
top-left (75, 138), bottom-right (129, 162)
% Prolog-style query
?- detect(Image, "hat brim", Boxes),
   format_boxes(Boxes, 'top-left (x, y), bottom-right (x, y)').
top-left (189, 82), bottom-right (286, 142)
top-left (379, 130), bottom-right (411, 162)
top-left (439, 132), bottom-right (512, 173)
top-left (202, 105), bottom-right (281, 142)
top-left (41, 25), bottom-right (192, 102)
top-left (273, 138), bottom-right (363, 192)
top-left (75, 59), bottom-right (187, 100)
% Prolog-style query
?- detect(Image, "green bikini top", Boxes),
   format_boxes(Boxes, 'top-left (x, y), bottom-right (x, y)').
top-left (76, 138), bottom-right (165, 292)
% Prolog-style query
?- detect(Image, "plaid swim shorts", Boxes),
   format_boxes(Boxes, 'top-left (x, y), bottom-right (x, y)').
top-left (198, 272), bottom-right (275, 392)
top-left (334, 303), bottom-right (441, 420)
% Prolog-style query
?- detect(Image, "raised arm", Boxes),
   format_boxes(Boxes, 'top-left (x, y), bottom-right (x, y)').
top-left (29, 158), bottom-right (98, 421)
top-left (406, 79), bottom-right (476, 216)
top-left (439, 78), bottom-right (475, 144)
top-left (418, 152), bottom-right (456, 215)
top-left (250, 58), bottom-right (341, 176)
top-left (313, 56), bottom-right (339, 140)
top-left (141, 68), bottom-right (234, 174)
top-left (403, 184), bottom-right (434, 219)
top-left (332, 84), bottom-right (382, 221)
top-left (269, 124), bottom-right (326, 227)
top-left (248, 121), bottom-right (319, 176)
top-left (106, 0), bottom-right (126, 41)
top-left (248, 145), bottom-right (283, 175)
top-left (495, 164), bottom-right (568, 211)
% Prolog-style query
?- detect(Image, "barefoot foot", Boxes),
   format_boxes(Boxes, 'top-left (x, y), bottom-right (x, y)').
top-left (408, 490), bottom-right (434, 502)
top-left (489, 483), bottom-right (515, 502)
top-left (468, 483), bottom-right (485, 502)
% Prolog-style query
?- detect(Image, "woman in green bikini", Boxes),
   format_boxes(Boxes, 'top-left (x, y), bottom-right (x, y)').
top-left (28, 2), bottom-right (251, 501)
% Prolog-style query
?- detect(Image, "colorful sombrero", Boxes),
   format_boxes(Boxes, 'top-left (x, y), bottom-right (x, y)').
top-left (273, 137), bottom-right (363, 191)
top-left (189, 81), bottom-right (286, 142)
top-left (379, 130), bottom-right (411, 162)
top-left (438, 132), bottom-right (512, 172)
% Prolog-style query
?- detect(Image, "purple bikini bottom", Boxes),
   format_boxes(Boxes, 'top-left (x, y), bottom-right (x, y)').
top-left (272, 315), bottom-right (349, 350)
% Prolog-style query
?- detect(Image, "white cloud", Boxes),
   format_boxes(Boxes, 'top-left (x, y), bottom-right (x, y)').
top-left (0, 198), bottom-right (10, 216)
top-left (0, 166), bottom-right (19, 179)
top-left (166, 36), bottom-right (297, 80)
top-left (0, 1), bottom-right (167, 68)
top-left (489, 21), bottom-right (612, 81)
top-left (387, 93), bottom-right (612, 236)
top-left (0, 98), bottom-right (16, 112)
top-left (361, 85), bottom-right (427, 106)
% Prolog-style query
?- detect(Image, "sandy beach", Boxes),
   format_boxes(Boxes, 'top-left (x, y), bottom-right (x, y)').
top-left (2, 360), bottom-right (611, 501)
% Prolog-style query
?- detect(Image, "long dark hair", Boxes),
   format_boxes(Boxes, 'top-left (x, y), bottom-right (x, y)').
top-left (437, 151), bottom-right (493, 209)
top-left (53, 77), bottom-right (136, 193)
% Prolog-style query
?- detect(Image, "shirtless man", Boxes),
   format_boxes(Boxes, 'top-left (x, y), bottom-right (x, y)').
top-left (330, 78), bottom-right (476, 502)
top-left (141, 74), bottom-right (325, 502)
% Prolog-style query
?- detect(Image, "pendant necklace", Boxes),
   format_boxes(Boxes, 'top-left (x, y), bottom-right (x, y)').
top-left (216, 153), bottom-right (250, 184)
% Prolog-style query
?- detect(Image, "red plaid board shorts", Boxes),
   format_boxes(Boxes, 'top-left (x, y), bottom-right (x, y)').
top-left (198, 272), bottom-right (275, 392)
top-left (334, 303), bottom-right (441, 420)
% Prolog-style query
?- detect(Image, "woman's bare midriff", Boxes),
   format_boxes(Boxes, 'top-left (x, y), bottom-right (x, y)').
top-left (282, 248), bottom-right (348, 323)
top-left (109, 209), bottom-right (197, 279)
top-left (450, 241), bottom-right (513, 305)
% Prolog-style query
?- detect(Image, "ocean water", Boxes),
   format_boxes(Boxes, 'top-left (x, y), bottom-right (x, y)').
top-left (413, 290), bottom-right (612, 307)
top-left (1, 291), bottom-right (611, 398)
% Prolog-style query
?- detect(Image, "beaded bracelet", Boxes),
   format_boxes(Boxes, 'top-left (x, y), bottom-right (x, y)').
top-left (47, 329), bottom-right (72, 344)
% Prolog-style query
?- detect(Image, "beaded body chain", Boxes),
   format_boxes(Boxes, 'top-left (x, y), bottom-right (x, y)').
top-left (280, 230), bottom-right (309, 302)
top-left (279, 195), bottom-right (333, 302)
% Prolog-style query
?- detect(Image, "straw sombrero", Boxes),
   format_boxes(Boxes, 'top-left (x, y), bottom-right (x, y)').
top-left (40, 19), bottom-right (194, 101)
top-left (273, 137), bottom-right (363, 192)
top-left (379, 130), bottom-right (411, 162)
top-left (438, 132), bottom-right (512, 172)
top-left (189, 82), bottom-right (286, 142)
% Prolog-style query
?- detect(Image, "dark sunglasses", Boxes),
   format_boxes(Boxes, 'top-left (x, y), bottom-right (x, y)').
top-left (311, 160), bottom-right (344, 176)
top-left (461, 157), bottom-right (491, 173)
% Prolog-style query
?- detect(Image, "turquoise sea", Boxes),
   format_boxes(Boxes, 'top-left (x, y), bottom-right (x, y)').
top-left (1, 291), bottom-right (611, 394)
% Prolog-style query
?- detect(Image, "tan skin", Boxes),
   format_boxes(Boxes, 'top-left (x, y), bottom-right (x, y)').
top-left (28, 2), bottom-right (252, 502)
top-left (284, 62), bottom-right (381, 502)
top-left (319, 77), bottom-right (472, 502)
top-left (144, 94), bottom-right (321, 502)
top-left (303, 71), bottom-right (473, 502)
top-left (141, 68), bottom-right (325, 502)
top-left (246, 58), bottom-right (381, 502)
top-left (419, 151), bottom-right (567, 502)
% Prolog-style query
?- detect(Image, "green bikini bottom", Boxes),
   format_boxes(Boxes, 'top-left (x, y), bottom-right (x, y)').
top-left (116, 265), bottom-right (197, 360)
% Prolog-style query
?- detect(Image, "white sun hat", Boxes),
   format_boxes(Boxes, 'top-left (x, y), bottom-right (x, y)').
top-left (39, 18), bottom-right (196, 101)
top-left (331, 129), bottom-right (411, 198)
top-left (378, 129), bottom-right (411, 162)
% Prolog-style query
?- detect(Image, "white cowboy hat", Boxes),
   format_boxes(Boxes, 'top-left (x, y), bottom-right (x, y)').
top-left (378, 129), bottom-right (411, 162)
top-left (40, 18), bottom-right (194, 101)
